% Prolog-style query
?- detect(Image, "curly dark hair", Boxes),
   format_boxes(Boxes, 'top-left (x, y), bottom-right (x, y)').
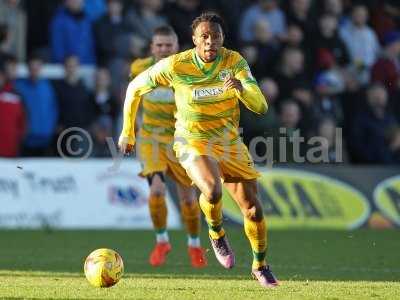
top-left (191, 12), bottom-right (225, 34)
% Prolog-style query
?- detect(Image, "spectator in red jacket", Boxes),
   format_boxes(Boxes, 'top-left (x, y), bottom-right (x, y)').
top-left (0, 60), bottom-right (25, 157)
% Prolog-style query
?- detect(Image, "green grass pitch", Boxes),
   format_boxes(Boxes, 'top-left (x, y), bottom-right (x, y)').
top-left (0, 229), bottom-right (399, 299)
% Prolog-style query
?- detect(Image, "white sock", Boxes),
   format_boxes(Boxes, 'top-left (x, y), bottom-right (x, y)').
top-left (156, 231), bottom-right (169, 243)
top-left (188, 235), bottom-right (200, 247)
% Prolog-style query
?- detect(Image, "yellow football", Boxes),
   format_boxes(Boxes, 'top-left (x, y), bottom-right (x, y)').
top-left (84, 248), bottom-right (124, 288)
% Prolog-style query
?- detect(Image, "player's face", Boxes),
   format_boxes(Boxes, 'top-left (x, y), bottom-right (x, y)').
top-left (151, 34), bottom-right (179, 61)
top-left (192, 21), bottom-right (224, 62)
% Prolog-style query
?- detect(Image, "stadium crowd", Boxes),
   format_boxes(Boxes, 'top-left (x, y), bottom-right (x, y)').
top-left (1, 0), bottom-right (400, 164)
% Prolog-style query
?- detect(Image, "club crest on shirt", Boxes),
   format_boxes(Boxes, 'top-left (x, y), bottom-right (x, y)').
top-left (218, 69), bottom-right (232, 81)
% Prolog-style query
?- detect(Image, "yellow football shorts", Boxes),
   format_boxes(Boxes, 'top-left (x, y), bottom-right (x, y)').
top-left (174, 140), bottom-right (260, 183)
top-left (137, 141), bottom-right (192, 187)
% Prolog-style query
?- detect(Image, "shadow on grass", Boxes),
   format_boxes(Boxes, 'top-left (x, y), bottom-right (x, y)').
top-left (0, 229), bottom-right (399, 282)
top-left (1, 269), bottom-right (400, 283)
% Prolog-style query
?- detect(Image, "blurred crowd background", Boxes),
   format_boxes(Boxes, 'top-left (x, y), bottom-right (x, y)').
top-left (1, 0), bottom-right (400, 164)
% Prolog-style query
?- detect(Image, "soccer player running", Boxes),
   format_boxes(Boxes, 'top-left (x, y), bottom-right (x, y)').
top-left (119, 13), bottom-right (279, 287)
top-left (130, 25), bottom-right (207, 268)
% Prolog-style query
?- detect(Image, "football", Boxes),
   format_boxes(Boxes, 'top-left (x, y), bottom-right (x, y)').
top-left (84, 248), bottom-right (124, 288)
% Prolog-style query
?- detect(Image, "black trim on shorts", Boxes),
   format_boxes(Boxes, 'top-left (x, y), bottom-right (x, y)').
top-left (146, 172), bottom-right (165, 185)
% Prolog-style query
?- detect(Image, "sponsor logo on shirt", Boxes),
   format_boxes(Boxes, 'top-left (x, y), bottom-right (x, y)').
top-left (193, 87), bottom-right (224, 99)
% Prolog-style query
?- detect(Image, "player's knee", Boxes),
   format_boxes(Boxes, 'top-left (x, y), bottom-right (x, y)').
top-left (203, 182), bottom-right (222, 204)
top-left (149, 182), bottom-right (166, 198)
top-left (150, 190), bottom-right (165, 198)
top-left (212, 188), bottom-right (223, 203)
top-left (242, 203), bottom-right (263, 222)
top-left (180, 198), bottom-right (193, 207)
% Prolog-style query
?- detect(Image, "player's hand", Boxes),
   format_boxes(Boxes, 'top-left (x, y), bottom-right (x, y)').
top-left (223, 75), bottom-right (243, 93)
top-left (118, 138), bottom-right (135, 155)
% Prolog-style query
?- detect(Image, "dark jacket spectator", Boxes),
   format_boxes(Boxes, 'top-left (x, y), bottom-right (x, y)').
top-left (310, 14), bottom-right (350, 72)
top-left (349, 84), bottom-right (397, 163)
top-left (15, 56), bottom-right (58, 155)
top-left (271, 100), bottom-right (308, 164)
top-left (93, 0), bottom-right (131, 66)
top-left (275, 47), bottom-right (313, 109)
top-left (91, 68), bottom-right (118, 122)
top-left (50, 0), bottom-right (96, 64)
top-left (54, 56), bottom-right (95, 129)
top-left (284, 0), bottom-right (314, 35)
top-left (25, 0), bottom-right (61, 57)
top-left (241, 78), bottom-right (280, 146)
top-left (0, 62), bottom-right (25, 157)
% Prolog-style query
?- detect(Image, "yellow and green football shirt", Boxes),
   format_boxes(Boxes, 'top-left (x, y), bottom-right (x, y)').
top-left (130, 56), bottom-right (176, 145)
top-left (121, 47), bottom-right (268, 150)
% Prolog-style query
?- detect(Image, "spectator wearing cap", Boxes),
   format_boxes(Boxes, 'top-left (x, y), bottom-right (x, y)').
top-left (50, 0), bottom-right (96, 65)
top-left (349, 84), bottom-right (397, 164)
top-left (15, 55), bottom-right (58, 156)
top-left (339, 5), bottom-right (380, 85)
top-left (240, 0), bottom-right (286, 43)
top-left (371, 31), bottom-right (400, 95)
top-left (0, 60), bottom-right (25, 157)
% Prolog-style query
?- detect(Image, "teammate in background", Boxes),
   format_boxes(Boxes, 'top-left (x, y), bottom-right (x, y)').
top-left (119, 13), bottom-right (278, 288)
top-left (130, 26), bottom-right (207, 268)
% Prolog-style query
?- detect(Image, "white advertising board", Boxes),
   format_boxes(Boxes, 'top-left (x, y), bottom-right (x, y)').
top-left (0, 158), bottom-right (181, 229)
